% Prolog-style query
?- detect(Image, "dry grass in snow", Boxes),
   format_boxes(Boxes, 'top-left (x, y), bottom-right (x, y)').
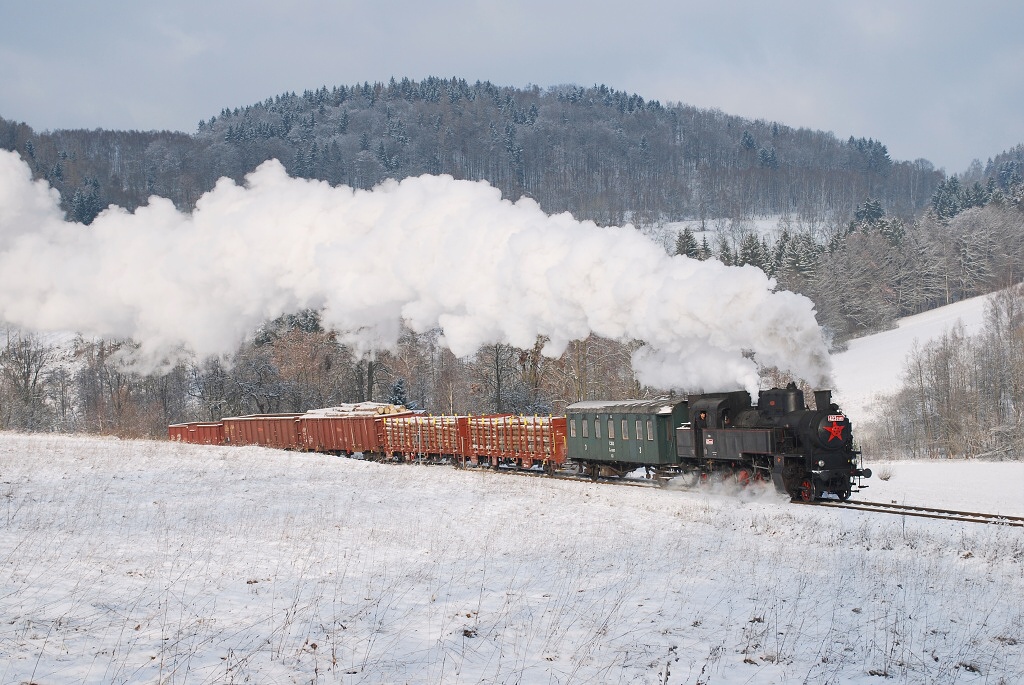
top-left (1, 433), bottom-right (1022, 684)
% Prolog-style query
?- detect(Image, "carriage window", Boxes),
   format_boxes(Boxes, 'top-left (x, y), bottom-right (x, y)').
top-left (581, 419), bottom-right (589, 438)
top-left (636, 420), bottom-right (643, 440)
top-left (607, 419), bottom-right (615, 439)
top-left (595, 419), bottom-right (601, 438)
top-left (570, 419), bottom-right (577, 438)
top-left (646, 420), bottom-right (654, 441)
top-left (622, 419), bottom-right (629, 439)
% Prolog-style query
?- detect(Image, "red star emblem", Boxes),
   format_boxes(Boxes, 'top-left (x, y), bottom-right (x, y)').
top-left (824, 421), bottom-right (845, 442)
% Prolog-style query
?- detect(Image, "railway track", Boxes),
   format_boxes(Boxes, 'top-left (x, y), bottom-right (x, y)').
top-left (803, 498), bottom-right (1024, 527)
top-left (504, 471), bottom-right (1023, 523)
top-left (414, 461), bottom-right (1020, 523)
top-left (379, 456), bottom-right (666, 489)
top-left (463, 463), bottom-right (661, 489)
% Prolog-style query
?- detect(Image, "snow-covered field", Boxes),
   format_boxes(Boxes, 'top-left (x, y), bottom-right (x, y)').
top-left (2, 433), bottom-right (1021, 684)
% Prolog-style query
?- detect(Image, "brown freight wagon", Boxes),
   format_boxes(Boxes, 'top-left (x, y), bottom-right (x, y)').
top-left (465, 415), bottom-right (567, 471)
top-left (168, 422), bottom-right (225, 445)
top-left (298, 404), bottom-right (414, 456)
top-left (299, 414), bottom-right (407, 456)
top-left (168, 423), bottom-right (190, 443)
top-left (222, 414), bottom-right (302, 450)
top-left (381, 415), bottom-right (466, 462)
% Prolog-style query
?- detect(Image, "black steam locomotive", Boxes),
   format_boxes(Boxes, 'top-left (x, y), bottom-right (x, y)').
top-left (678, 384), bottom-right (871, 500)
top-left (566, 383), bottom-right (871, 500)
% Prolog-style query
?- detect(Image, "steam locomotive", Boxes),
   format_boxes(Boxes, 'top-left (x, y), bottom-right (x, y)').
top-left (566, 383), bottom-right (871, 500)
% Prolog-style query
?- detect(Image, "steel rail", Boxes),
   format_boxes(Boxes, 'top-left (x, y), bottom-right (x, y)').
top-left (800, 498), bottom-right (1024, 527)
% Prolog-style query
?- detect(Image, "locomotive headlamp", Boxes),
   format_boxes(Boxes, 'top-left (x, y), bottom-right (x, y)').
top-left (817, 460), bottom-right (825, 467)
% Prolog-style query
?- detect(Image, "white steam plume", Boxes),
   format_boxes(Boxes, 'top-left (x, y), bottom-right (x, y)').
top-left (0, 151), bottom-right (832, 394)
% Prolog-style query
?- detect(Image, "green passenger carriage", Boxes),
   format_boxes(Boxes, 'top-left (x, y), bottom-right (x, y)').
top-left (565, 398), bottom-right (689, 478)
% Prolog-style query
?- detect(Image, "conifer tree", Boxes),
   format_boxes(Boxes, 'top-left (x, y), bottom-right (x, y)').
top-left (674, 227), bottom-right (700, 258)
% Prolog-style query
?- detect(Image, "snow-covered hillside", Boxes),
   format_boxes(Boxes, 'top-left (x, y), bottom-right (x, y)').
top-left (1, 433), bottom-right (1021, 684)
top-left (831, 293), bottom-right (990, 426)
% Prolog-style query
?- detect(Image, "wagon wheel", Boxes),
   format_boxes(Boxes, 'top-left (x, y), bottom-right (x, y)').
top-left (651, 469), bottom-right (672, 488)
top-left (798, 478), bottom-right (817, 502)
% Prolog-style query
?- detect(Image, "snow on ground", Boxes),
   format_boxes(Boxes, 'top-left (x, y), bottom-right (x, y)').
top-left (831, 293), bottom-right (990, 426)
top-left (864, 461), bottom-right (1024, 516)
top-left (2, 433), bottom-right (1021, 684)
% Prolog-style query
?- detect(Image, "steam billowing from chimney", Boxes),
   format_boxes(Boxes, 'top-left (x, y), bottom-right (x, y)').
top-left (0, 151), bottom-right (831, 394)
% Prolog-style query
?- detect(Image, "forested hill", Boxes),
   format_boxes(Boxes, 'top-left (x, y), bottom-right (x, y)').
top-left (2, 77), bottom-right (944, 226)
top-left (2, 77), bottom-right (1024, 440)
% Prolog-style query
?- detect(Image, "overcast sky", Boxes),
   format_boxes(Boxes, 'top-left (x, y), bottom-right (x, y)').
top-left (1, 1), bottom-right (1020, 174)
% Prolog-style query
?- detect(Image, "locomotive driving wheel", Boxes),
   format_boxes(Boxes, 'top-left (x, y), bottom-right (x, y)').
top-left (798, 478), bottom-right (818, 502)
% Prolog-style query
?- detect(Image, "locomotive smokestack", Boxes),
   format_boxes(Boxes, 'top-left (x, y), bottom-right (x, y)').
top-left (813, 390), bottom-right (832, 411)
